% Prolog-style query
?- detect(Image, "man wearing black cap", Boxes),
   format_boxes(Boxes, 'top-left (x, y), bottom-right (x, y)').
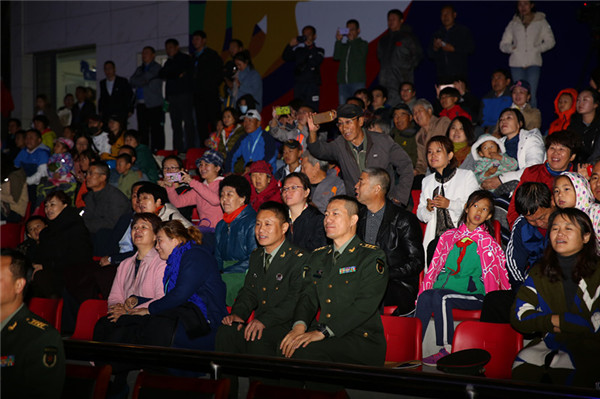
top-left (306, 103), bottom-right (413, 206)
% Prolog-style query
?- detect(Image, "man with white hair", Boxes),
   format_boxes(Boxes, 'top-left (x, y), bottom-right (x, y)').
top-left (412, 99), bottom-right (451, 175)
top-left (301, 150), bottom-right (346, 214)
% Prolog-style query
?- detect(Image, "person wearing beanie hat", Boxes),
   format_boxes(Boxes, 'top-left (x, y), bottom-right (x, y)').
top-left (225, 110), bottom-right (278, 173)
top-left (164, 149), bottom-right (225, 228)
top-left (247, 160), bottom-right (283, 211)
top-left (307, 103), bottom-right (414, 206)
top-left (471, 134), bottom-right (518, 192)
top-left (509, 79), bottom-right (541, 131)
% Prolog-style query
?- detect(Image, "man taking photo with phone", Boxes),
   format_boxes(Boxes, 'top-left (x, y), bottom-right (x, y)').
top-left (334, 19), bottom-right (368, 105)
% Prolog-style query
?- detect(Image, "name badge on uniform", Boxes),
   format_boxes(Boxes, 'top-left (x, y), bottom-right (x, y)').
top-left (339, 266), bottom-right (356, 275)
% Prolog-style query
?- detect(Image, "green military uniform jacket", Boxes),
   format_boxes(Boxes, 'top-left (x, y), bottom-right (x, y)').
top-left (1, 305), bottom-right (65, 399)
top-left (294, 236), bottom-right (389, 353)
top-left (232, 239), bottom-right (306, 328)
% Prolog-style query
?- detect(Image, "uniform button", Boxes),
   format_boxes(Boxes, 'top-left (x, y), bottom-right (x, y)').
top-left (363, 332), bottom-right (368, 338)
top-left (275, 287), bottom-right (279, 290)
top-left (326, 313), bottom-right (331, 318)
top-left (262, 300), bottom-right (266, 304)
top-left (328, 284), bottom-right (333, 288)
top-left (345, 280), bottom-right (349, 284)
top-left (262, 287), bottom-right (266, 291)
top-left (251, 284), bottom-right (255, 288)
top-left (325, 299), bottom-right (331, 303)
top-left (313, 281), bottom-right (317, 285)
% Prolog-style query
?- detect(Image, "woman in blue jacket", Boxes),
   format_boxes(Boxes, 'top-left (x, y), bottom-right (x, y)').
top-left (214, 175), bottom-right (257, 306)
top-left (232, 50), bottom-right (263, 111)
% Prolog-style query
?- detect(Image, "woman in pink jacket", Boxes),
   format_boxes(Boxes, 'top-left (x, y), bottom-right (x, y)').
top-left (93, 213), bottom-right (167, 340)
top-left (164, 150), bottom-right (224, 229)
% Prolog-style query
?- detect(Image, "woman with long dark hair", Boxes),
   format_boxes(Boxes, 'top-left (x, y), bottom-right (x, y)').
top-left (511, 208), bottom-right (600, 387)
top-left (232, 50), bottom-right (263, 110)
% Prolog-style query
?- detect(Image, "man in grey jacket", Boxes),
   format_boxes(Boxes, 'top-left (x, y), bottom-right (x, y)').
top-left (307, 104), bottom-right (413, 207)
top-left (130, 46), bottom-right (164, 152)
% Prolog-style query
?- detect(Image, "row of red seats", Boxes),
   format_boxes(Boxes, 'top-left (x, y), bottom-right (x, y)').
top-left (30, 298), bottom-right (521, 380)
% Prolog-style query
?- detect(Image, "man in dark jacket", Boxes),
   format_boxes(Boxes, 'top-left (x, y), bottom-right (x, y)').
top-left (98, 61), bottom-right (134, 126)
top-left (377, 9), bottom-right (423, 106)
top-left (191, 30), bottom-right (224, 144)
top-left (282, 26), bottom-right (325, 111)
top-left (355, 168), bottom-right (424, 315)
top-left (427, 4), bottom-right (474, 83)
top-left (159, 38), bottom-right (196, 151)
top-left (307, 103), bottom-right (414, 206)
top-left (71, 86), bottom-right (96, 130)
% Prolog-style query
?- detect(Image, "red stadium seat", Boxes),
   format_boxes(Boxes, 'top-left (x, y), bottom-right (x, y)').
top-left (452, 321), bottom-right (523, 379)
top-left (70, 299), bottom-right (108, 340)
top-left (383, 306), bottom-right (397, 315)
top-left (493, 220), bottom-right (502, 244)
top-left (381, 315), bottom-right (422, 362)
top-left (185, 147), bottom-right (207, 171)
top-left (29, 297), bottom-right (61, 328)
top-left (133, 371), bottom-right (230, 399)
top-left (1, 223), bottom-right (23, 248)
top-left (156, 149), bottom-right (178, 157)
top-left (55, 298), bottom-right (63, 332)
top-left (452, 309), bottom-right (481, 321)
top-left (63, 364), bottom-right (112, 399)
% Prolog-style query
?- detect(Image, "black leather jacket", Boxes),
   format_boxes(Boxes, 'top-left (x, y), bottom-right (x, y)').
top-left (357, 200), bottom-right (425, 315)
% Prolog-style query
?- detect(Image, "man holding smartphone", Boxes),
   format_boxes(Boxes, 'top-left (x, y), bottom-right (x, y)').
top-left (333, 19), bottom-right (368, 105)
top-left (282, 26), bottom-right (325, 111)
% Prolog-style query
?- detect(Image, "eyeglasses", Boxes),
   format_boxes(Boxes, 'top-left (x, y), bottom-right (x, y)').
top-left (281, 185), bottom-right (303, 193)
top-left (336, 117), bottom-right (357, 128)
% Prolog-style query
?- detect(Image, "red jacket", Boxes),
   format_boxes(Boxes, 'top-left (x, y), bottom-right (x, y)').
top-left (440, 104), bottom-right (472, 121)
top-left (507, 162), bottom-right (573, 228)
top-left (548, 88), bottom-right (577, 135)
top-left (247, 173), bottom-right (282, 211)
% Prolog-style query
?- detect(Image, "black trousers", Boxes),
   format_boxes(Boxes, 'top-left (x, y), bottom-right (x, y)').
top-left (167, 93), bottom-right (196, 152)
top-left (136, 104), bottom-right (164, 152)
top-left (193, 94), bottom-right (220, 146)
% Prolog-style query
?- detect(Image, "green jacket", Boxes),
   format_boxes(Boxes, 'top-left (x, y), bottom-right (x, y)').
top-left (232, 239), bottom-right (306, 328)
top-left (333, 38), bottom-right (368, 84)
top-left (134, 143), bottom-right (159, 183)
top-left (1, 305), bottom-right (65, 399)
top-left (294, 235), bottom-right (388, 343)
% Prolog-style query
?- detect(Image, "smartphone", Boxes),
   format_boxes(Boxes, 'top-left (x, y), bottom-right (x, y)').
top-left (166, 172), bottom-right (182, 182)
top-left (275, 106), bottom-right (291, 116)
top-left (296, 35), bottom-right (306, 43)
top-left (339, 28), bottom-right (349, 35)
top-left (313, 110), bottom-right (337, 125)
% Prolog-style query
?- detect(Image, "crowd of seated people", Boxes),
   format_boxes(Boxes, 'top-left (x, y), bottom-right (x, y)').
top-left (4, 2), bottom-right (600, 396)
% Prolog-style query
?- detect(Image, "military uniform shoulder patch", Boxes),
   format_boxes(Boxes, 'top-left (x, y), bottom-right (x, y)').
top-left (43, 347), bottom-right (58, 368)
top-left (376, 258), bottom-right (385, 275)
top-left (360, 243), bottom-right (378, 250)
top-left (26, 317), bottom-right (48, 330)
top-left (314, 245), bottom-right (328, 252)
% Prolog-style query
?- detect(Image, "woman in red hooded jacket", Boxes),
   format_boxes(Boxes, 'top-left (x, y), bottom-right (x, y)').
top-left (549, 88), bottom-right (577, 135)
top-left (246, 160), bottom-right (283, 211)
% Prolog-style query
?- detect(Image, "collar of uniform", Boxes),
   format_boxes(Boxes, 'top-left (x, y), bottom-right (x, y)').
top-left (333, 235), bottom-right (357, 255)
top-left (265, 239), bottom-right (286, 259)
top-left (1, 303), bottom-right (24, 331)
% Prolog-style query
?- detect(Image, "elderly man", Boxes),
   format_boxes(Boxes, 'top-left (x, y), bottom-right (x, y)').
top-left (413, 99), bottom-right (451, 175)
top-left (355, 168), bottom-right (424, 316)
top-left (130, 46), bottom-right (164, 151)
top-left (216, 201), bottom-right (306, 397)
top-left (1, 249), bottom-right (65, 399)
top-left (307, 103), bottom-right (413, 206)
top-left (82, 161), bottom-right (131, 256)
top-left (301, 151), bottom-right (346, 214)
top-left (280, 195), bottom-right (388, 370)
top-left (226, 110), bottom-right (278, 173)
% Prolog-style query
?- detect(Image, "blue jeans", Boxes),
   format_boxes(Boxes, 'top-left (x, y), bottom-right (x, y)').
top-left (510, 66), bottom-right (541, 108)
top-left (338, 82), bottom-right (365, 106)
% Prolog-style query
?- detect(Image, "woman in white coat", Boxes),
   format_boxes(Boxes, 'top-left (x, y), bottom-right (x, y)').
top-left (417, 136), bottom-right (479, 265)
top-left (500, 0), bottom-right (555, 108)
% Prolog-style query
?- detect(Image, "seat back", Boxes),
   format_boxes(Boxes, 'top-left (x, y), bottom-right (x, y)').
top-left (29, 297), bottom-right (60, 327)
top-left (62, 364), bottom-right (112, 399)
top-left (452, 321), bottom-right (523, 379)
top-left (132, 371), bottom-right (230, 399)
top-left (246, 381), bottom-right (348, 399)
top-left (382, 306), bottom-right (397, 315)
top-left (185, 147), bottom-right (207, 170)
top-left (452, 309), bottom-right (481, 321)
top-left (155, 149), bottom-right (178, 157)
top-left (70, 299), bottom-right (108, 340)
top-left (55, 298), bottom-right (64, 332)
top-left (381, 315), bottom-right (422, 362)
top-left (1, 223), bottom-right (23, 249)
top-left (492, 220), bottom-right (502, 244)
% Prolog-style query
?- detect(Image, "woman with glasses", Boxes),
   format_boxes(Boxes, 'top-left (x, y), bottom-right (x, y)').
top-left (281, 172), bottom-right (327, 251)
top-left (158, 155), bottom-right (195, 221)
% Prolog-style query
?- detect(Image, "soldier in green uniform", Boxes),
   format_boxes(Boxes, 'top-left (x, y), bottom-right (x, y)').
top-left (280, 195), bottom-right (389, 368)
top-left (1, 249), bottom-right (65, 399)
top-left (216, 201), bottom-right (306, 396)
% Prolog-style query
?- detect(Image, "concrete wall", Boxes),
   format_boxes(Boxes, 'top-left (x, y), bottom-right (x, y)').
top-left (10, 0), bottom-right (189, 126)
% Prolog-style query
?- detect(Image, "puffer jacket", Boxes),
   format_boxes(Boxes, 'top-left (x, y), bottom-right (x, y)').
top-left (214, 205), bottom-right (257, 274)
top-left (549, 88), bottom-right (578, 135)
top-left (499, 12), bottom-right (555, 67)
top-left (357, 200), bottom-right (425, 315)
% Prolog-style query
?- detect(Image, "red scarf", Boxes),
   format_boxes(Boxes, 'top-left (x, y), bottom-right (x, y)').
top-left (223, 204), bottom-right (247, 224)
